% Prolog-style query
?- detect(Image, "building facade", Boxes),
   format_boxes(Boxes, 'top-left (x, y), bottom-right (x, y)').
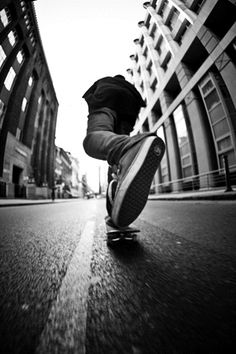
top-left (0, 0), bottom-right (58, 198)
top-left (54, 147), bottom-right (83, 198)
top-left (70, 155), bottom-right (83, 198)
top-left (127, 0), bottom-right (236, 193)
top-left (55, 146), bottom-right (72, 198)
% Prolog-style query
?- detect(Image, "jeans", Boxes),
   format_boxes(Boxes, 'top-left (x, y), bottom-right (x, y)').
top-left (83, 107), bottom-right (155, 169)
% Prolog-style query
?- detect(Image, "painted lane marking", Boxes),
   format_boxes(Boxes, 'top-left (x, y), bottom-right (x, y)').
top-left (36, 220), bottom-right (95, 354)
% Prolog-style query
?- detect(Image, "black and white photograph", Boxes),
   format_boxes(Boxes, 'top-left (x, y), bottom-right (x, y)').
top-left (0, 0), bottom-right (236, 353)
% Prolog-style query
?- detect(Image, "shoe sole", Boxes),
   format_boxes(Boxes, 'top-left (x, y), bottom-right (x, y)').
top-left (112, 137), bottom-right (165, 227)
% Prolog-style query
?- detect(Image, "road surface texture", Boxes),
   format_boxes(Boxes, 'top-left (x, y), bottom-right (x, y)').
top-left (0, 198), bottom-right (235, 354)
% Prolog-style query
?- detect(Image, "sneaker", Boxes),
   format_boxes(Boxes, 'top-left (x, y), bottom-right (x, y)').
top-left (111, 136), bottom-right (165, 227)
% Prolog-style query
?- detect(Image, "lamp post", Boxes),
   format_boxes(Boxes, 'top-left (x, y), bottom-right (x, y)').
top-left (98, 165), bottom-right (101, 195)
top-left (223, 155), bottom-right (233, 192)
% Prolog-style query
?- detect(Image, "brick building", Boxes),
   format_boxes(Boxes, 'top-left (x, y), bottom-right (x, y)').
top-left (127, 0), bottom-right (236, 193)
top-left (0, 0), bottom-right (58, 198)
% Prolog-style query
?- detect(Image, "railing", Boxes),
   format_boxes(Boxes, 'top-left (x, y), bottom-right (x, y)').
top-left (152, 159), bottom-right (236, 194)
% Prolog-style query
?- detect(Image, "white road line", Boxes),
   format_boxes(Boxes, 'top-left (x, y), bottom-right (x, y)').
top-left (36, 220), bottom-right (95, 354)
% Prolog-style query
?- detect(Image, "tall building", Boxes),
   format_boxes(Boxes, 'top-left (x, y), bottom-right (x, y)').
top-left (54, 146), bottom-right (72, 198)
top-left (127, 0), bottom-right (236, 193)
top-left (0, 0), bottom-right (58, 198)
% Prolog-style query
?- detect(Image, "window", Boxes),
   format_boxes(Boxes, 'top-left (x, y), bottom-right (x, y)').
top-left (0, 8), bottom-right (10, 27)
top-left (159, 0), bottom-right (168, 17)
top-left (140, 81), bottom-right (144, 92)
top-left (38, 96), bottom-right (42, 104)
top-left (4, 67), bottom-right (16, 91)
top-left (156, 36), bottom-right (168, 57)
top-left (29, 31), bottom-right (36, 47)
top-left (16, 128), bottom-right (21, 140)
top-left (0, 99), bottom-right (6, 129)
top-left (21, 97), bottom-right (27, 112)
top-left (8, 30), bottom-right (17, 47)
top-left (173, 104), bottom-right (193, 178)
top-left (28, 76), bottom-right (33, 86)
top-left (167, 9), bottom-right (180, 31)
top-left (157, 126), bottom-right (169, 183)
top-left (17, 50), bottom-right (24, 64)
top-left (150, 23), bottom-right (157, 39)
top-left (142, 118), bottom-right (149, 132)
top-left (20, 1), bottom-right (27, 12)
top-left (24, 14), bottom-right (31, 30)
top-left (150, 78), bottom-right (158, 93)
top-left (199, 73), bottom-right (236, 168)
top-left (143, 47), bottom-right (148, 59)
top-left (201, 79), bottom-right (214, 95)
top-left (0, 45), bottom-right (6, 68)
top-left (147, 61), bottom-right (153, 76)
top-left (193, 0), bottom-right (206, 14)
top-left (176, 21), bottom-right (190, 45)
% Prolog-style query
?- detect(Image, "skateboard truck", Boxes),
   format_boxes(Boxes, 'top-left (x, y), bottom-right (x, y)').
top-left (106, 222), bottom-right (140, 246)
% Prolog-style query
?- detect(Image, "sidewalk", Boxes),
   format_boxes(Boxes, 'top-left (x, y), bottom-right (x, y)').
top-left (148, 188), bottom-right (236, 201)
top-left (0, 198), bottom-right (80, 207)
top-left (0, 188), bottom-right (236, 207)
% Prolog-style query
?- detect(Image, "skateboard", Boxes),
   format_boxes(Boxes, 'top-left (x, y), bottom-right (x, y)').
top-left (106, 222), bottom-right (140, 246)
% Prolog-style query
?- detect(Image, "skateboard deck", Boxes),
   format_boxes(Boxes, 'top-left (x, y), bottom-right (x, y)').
top-left (106, 223), bottom-right (140, 245)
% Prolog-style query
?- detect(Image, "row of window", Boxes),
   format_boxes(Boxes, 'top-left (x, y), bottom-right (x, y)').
top-left (134, 1), bottom-right (193, 98)
top-left (151, 1), bottom-right (191, 44)
top-left (157, 0), bottom-right (206, 15)
top-left (0, 2), bottom-right (57, 188)
top-left (1, 28), bottom-right (25, 91)
top-left (16, 75), bottom-right (35, 142)
top-left (199, 74), bottom-right (236, 168)
top-left (0, 4), bottom-right (24, 136)
top-left (149, 73), bottom-right (236, 186)
top-left (136, 0), bottom-right (198, 92)
top-left (0, 4), bottom-right (36, 52)
top-left (0, 7), bottom-right (11, 28)
top-left (0, 2), bottom-right (38, 133)
top-left (156, 103), bottom-right (193, 182)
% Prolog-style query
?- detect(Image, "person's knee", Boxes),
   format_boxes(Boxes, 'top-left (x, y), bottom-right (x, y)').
top-left (83, 133), bottom-right (107, 160)
top-left (83, 134), bottom-right (92, 157)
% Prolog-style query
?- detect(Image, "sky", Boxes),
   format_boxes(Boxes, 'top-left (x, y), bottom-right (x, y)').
top-left (34, 0), bottom-right (146, 190)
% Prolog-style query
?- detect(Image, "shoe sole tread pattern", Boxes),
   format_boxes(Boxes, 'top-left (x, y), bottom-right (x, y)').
top-left (112, 137), bottom-right (165, 227)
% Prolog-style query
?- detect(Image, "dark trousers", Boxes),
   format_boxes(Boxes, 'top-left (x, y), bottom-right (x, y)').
top-left (83, 107), bottom-right (155, 172)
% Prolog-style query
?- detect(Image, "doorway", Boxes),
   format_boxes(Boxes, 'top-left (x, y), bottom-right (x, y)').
top-left (12, 165), bottom-right (25, 198)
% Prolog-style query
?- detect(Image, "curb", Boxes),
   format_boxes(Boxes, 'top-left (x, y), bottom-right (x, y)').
top-left (1, 192), bottom-right (236, 207)
top-left (0, 199), bottom-right (79, 208)
top-left (148, 193), bottom-right (236, 201)
top-left (0, 201), bottom-right (55, 208)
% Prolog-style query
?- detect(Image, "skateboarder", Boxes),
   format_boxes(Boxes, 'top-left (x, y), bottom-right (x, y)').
top-left (82, 75), bottom-right (165, 231)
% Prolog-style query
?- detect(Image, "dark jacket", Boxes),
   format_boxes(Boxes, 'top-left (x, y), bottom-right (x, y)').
top-left (82, 75), bottom-right (146, 125)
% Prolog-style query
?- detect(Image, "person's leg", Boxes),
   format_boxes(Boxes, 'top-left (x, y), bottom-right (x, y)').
top-left (83, 107), bottom-right (165, 227)
top-left (105, 118), bottom-right (135, 222)
top-left (83, 107), bottom-right (155, 165)
top-left (83, 107), bottom-right (125, 162)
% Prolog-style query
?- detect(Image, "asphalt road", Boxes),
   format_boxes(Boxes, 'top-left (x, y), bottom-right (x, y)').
top-left (0, 199), bottom-right (235, 354)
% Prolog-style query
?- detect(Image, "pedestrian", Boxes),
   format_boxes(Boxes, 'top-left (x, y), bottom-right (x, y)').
top-left (82, 75), bottom-right (165, 229)
top-left (51, 186), bottom-right (55, 201)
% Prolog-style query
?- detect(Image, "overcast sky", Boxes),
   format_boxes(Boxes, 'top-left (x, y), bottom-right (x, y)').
top-left (34, 0), bottom-right (146, 190)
